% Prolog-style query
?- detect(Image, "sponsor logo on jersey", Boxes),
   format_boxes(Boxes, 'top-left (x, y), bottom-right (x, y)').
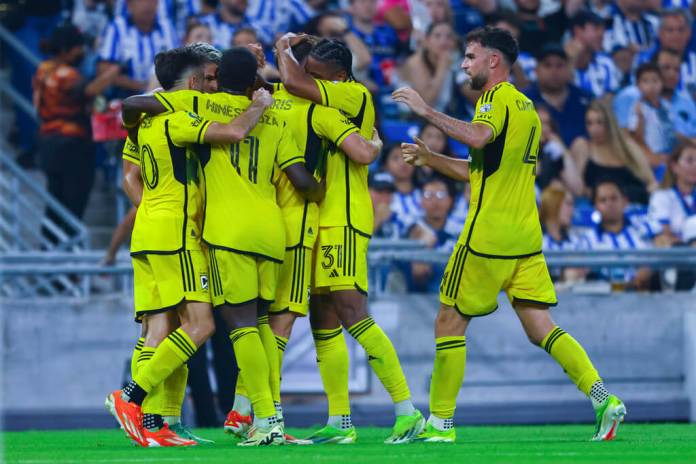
top-left (479, 103), bottom-right (492, 113)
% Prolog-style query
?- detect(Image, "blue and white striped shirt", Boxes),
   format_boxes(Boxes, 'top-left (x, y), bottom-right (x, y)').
top-left (391, 190), bottom-right (423, 229)
top-left (196, 12), bottom-right (257, 50)
top-left (603, 4), bottom-right (659, 52)
top-left (98, 15), bottom-right (178, 82)
top-left (581, 221), bottom-right (651, 282)
top-left (635, 45), bottom-right (696, 93)
top-left (247, 0), bottom-right (315, 45)
top-left (516, 52), bottom-right (537, 84)
top-left (574, 52), bottom-right (621, 97)
top-left (444, 194), bottom-right (469, 237)
top-left (113, 0), bottom-right (200, 37)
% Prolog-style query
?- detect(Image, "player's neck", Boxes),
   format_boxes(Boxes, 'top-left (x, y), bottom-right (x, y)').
top-left (482, 74), bottom-right (508, 92)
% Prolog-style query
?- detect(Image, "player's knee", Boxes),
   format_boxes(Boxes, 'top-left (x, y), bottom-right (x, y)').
top-left (270, 313), bottom-right (295, 338)
top-left (434, 305), bottom-right (468, 337)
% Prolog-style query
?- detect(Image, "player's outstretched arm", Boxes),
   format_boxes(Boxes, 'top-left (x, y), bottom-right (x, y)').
top-left (401, 137), bottom-right (469, 182)
top-left (276, 34), bottom-right (323, 104)
top-left (121, 95), bottom-right (168, 126)
top-left (284, 164), bottom-right (326, 203)
top-left (339, 129), bottom-right (382, 165)
top-left (392, 87), bottom-right (491, 149)
top-left (203, 89), bottom-right (274, 144)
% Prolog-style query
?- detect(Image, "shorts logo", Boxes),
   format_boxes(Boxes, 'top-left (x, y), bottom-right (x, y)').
top-left (329, 269), bottom-right (339, 278)
top-left (200, 274), bottom-right (209, 290)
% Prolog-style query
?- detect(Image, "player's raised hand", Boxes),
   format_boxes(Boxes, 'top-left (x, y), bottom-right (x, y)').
top-left (401, 137), bottom-right (432, 167)
top-left (252, 88), bottom-right (274, 108)
top-left (245, 43), bottom-right (266, 68)
top-left (392, 87), bottom-right (428, 116)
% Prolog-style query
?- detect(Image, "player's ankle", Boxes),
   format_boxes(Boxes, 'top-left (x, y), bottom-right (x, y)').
top-left (394, 399), bottom-right (415, 417)
top-left (327, 414), bottom-right (353, 430)
top-left (429, 414), bottom-right (454, 431)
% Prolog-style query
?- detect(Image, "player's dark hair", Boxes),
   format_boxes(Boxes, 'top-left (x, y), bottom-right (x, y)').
top-left (310, 38), bottom-right (355, 80)
top-left (217, 47), bottom-right (258, 92)
top-left (154, 47), bottom-right (206, 91)
top-left (186, 41), bottom-right (222, 65)
top-left (292, 36), bottom-right (320, 63)
top-left (466, 26), bottom-right (519, 66)
top-left (635, 62), bottom-right (661, 82)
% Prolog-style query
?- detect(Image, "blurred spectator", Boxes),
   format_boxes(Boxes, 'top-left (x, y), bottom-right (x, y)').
top-left (232, 27), bottom-right (280, 80)
top-left (525, 44), bottom-right (591, 147)
top-left (414, 123), bottom-right (451, 185)
top-left (627, 63), bottom-right (678, 178)
top-left (648, 141), bottom-right (696, 244)
top-left (540, 185), bottom-right (588, 281)
top-left (535, 105), bottom-right (584, 197)
top-left (383, 145), bottom-right (423, 225)
top-left (410, 0), bottom-right (453, 45)
top-left (303, 11), bottom-right (372, 74)
top-left (347, 0), bottom-right (401, 89)
top-left (634, 8), bottom-right (696, 93)
top-left (98, 0), bottom-right (177, 96)
top-left (602, 0), bottom-right (659, 53)
top-left (247, 0), bottom-right (316, 46)
top-left (615, 48), bottom-right (696, 139)
top-left (512, 0), bottom-right (571, 55)
top-left (570, 99), bottom-right (657, 204)
top-left (395, 21), bottom-right (459, 112)
top-left (33, 25), bottom-right (118, 243)
top-left (375, 0), bottom-right (413, 42)
top-left (72, 0), bottom-right (110, 44)
top-left (488, 12), bottom-right (535, 87)
top-left (112, 0), bottom-right (201, 37)
top-left (369, 171), bottom-right (410, 238)
top-left (582, 180), bottom-right (653, 290)
top-left (610, 45), bottom-right (636, 87)
top-left (184, 21), bottom-right (214, 45)
top-left (449, 0), bottom-right (493, 37)
top-left (566, 10), bottom-right (622, 98)
top-left (197, 0), bottom-right (257, 50)
top-left (407, 176), bottom-right (458, 292)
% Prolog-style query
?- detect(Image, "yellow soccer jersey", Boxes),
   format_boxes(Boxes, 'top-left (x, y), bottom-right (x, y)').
top-left (272, 84), bottom-right (359, 248)
top-left (130, 111), bottom-right (209, 255)
top-left (464, 81), bottom-right (542, 257)
top-left (154, 90), bottom-right (303, 262)
top-left (314, 79), bottom-right (375, 236)
top-left (122, 136), bottom-right (140, 165)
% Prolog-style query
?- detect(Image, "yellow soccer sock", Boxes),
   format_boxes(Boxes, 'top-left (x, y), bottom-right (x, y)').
top-left (131, 338), bottom-right (144, 379)
top-left (229, 327), bottom-right (276, 419)
top-left (257, 316), bottom-right (281, 404)
top-left (133, 328), bottom-right (197, 393)
top-left (160, 364), bottom-right (188, 418)
top-left (312, 328), bottom-right (350, 416)
top-left (347, 317), bottom-right (411, 403)
top-left (430, 336), bottom-right (466, 419)
top-left (541, 327), bottom-right (602, 395)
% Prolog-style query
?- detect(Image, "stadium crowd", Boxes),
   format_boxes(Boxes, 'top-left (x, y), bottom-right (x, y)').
top-left (13, 0), bottom-right (696, 291)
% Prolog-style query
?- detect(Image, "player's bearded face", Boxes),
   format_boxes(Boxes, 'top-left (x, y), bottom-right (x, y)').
top-left (470, 70), bottom-right (489, 90)
top-left (463, 43), bottom-right (489, 90)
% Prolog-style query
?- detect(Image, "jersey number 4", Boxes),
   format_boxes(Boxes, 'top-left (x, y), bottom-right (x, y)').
top-left (522, 126), bottom-right (538, 175)
top-left (229, 135), bottom-right (260, 183)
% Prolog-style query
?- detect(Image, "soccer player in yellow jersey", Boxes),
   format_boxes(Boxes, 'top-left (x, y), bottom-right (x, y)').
top-left (276, 35), bottom-right (425, 444)
top-left (393, 26), bottom-right (626, 443)
top-left (108, 47), bottom-right (277, 447)
top-left (115, 42), bottom-right (221, 447)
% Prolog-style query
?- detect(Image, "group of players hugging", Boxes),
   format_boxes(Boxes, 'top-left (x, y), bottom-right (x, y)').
top-left (105, 26), bottom-right (626, 448)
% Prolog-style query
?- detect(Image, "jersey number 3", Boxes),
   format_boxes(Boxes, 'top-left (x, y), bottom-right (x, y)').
top-left (229, 135), bottom-right (260, 183)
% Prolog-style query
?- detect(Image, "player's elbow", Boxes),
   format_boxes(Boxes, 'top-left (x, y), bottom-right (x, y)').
top-left (469, 135), bottom-right (488, 150)
top-left (226, 126), bottom-right (248, 143)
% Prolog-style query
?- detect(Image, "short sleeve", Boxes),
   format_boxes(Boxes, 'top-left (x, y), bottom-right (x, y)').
top-left (314, 79), bottom-right (363, 117)
top-left (471, 89), bottom-right (506, 140)
top-left (311, 104), bottom-right (360, 147)
top-left (122, 136), bottom-right (140, 165)
top-left (167, 111), bottom-right (212, 146)
top-left (276, 125), bottom-right (304, 170)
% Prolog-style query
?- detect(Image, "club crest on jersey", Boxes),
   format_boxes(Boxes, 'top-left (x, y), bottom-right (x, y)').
top-left (479, 103), bottom-right (492, 113)
top-left (200, 274), bottom-right (209, 290)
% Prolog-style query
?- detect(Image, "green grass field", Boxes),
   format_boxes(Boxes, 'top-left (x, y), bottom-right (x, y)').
top-left (4, 424), bottom-right (696, 464)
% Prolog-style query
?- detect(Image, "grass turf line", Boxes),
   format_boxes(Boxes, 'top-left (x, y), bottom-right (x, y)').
top-left (3, 424), bottom-right (696, 464)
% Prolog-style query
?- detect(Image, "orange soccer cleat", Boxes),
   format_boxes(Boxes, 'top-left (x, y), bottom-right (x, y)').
top-left (224, 410), bottom-right (253, 437)
top-left (106, 390), bottom-right (146, 446)
top-left (142, 424), bottom-right (197, 447)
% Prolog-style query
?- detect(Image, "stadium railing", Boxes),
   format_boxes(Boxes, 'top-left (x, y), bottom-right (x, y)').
top-left (0, 23), bottom-right (39, 122)
top-left (2, 245), bottom-right (695, 298)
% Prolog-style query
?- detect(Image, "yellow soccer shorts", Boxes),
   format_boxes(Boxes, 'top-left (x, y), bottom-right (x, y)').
top-left (208, 248), bottom-right (280, 307)
top-left (132, 250), bottom-right (210, 322)
top-left (439, 243), bottom-right (557, 317)
top-left (270, 245), bottom-right (312, 316)
top-left (312, 226), bottom-right (369, 294)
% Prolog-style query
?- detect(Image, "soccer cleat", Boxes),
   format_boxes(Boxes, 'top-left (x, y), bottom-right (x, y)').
top-left (224, 410), bottom-right (252, 437)
top-left (106, 390), bottom-right (147, 446)
top-left (385, 409), bottom-right (426, 444)
top-left (170, 422), bottom-right (215, 445)
top-left (104, 394), bottom-right (140, 446)
top-left (591, 395), bottom-right (626, 441)
top-left (414, 422), bottom-right (456, 443)
top-left (142, 424), bottom-right (197, 447)
top-left (305, 425), bottom-right (358, 444)
top-left (237, 424), bottom-right (285, 447)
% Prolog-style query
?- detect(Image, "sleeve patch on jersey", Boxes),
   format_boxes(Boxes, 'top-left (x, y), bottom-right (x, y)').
top-left (478, 103), bottom-right (492, 113)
